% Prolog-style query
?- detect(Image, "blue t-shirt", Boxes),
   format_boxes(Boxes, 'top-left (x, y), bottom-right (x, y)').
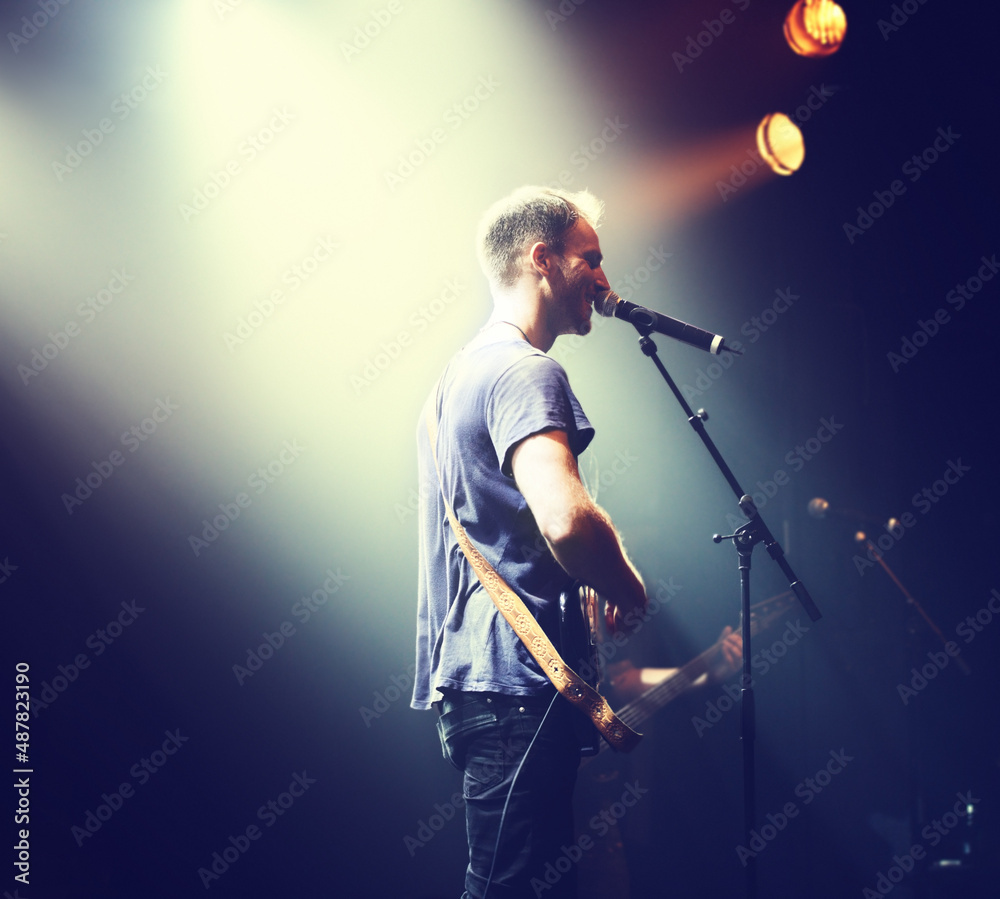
top-left (411, 335), bottom-right (594, 710)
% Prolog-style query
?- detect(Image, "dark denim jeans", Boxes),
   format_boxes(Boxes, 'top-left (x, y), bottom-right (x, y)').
top-left (436, 690), bottom-right (581, 898)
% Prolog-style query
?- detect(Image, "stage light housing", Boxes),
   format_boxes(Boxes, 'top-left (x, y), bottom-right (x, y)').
top-left (784, 0), bottom-right (847, 57)
top-left (756, 113), bottom-right (805, 175)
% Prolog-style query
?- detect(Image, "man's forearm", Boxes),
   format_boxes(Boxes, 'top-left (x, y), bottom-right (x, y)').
top-left (543, 502), bottom-right (646, 617)
top-left (509, 429), bottom-right (648, 618)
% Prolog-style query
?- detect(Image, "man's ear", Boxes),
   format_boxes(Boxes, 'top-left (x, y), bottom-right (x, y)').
top-left (528, 240), bottom-right (554, 277)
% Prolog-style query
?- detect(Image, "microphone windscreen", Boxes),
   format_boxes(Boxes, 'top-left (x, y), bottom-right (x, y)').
top-left (594, 290), bottom-right (620, 317)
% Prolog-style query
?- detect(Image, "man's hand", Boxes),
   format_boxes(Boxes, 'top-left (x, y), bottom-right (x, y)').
top-left (709, 625), bottom-right (743, 682)
top-left (604, 599), bottom-right (636, 635)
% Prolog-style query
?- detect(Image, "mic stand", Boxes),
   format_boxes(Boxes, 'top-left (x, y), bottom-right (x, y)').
top-left (853, 536), bottom-right (973, 889)
top-left (855, 533), bottom-right (971, 675)
top-left (628, 319), bottom-right (822, 899)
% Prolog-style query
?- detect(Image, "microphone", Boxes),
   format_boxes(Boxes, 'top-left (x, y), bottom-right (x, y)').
top-left (594, 291), bottom-right (741, 355)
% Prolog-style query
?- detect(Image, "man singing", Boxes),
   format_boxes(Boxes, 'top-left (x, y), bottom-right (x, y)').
top-left (411, 186), bottom-right (648, 898)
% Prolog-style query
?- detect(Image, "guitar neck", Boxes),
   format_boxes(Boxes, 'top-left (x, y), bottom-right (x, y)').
top-left (584, 593), bottom-right (794, 757)
top-left (601, 644), bottom-right (717, 750)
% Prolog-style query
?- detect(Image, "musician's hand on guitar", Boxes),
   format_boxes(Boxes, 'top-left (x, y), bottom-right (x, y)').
top-left (709, 625), bottom-right (743, 682)
top-left (603, 595), bottom-right (647, 635)
top-left (604, 601), bottom-right (621, 635)
top-left (602, 578), bottom-right (649, 636)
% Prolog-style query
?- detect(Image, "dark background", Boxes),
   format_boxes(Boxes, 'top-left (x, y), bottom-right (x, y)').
top-left (3, 0), bottom-right (998, 896)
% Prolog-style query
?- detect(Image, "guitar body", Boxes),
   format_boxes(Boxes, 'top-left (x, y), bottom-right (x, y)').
top-left (559, 582), bottom-right (603, 756)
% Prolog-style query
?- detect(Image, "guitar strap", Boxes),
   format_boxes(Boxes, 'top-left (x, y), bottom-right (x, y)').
top-left (424, 383), bottom-right (641, 753)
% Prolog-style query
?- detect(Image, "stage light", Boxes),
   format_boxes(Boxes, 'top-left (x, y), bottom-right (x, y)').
top-left (784, 0), bottom-right (847, 57)
top-left (756, 113), bottom-right (805, 175)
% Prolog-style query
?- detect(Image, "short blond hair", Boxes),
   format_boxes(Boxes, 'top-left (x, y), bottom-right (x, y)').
top-left (476, 186), bottom-right (604, 287)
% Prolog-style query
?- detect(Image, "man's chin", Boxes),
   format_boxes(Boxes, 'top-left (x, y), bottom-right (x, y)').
top-left (575, 318), bottom-right (592, 337)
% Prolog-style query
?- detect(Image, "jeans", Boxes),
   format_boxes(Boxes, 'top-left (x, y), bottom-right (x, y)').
top-left (436, 690), bottom-right (582, 899)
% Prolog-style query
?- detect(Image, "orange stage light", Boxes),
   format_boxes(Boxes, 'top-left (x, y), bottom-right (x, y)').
top-left (756, 113), bottom-right (805, 175)
top-left (784, 0), bottom-right (847, 57)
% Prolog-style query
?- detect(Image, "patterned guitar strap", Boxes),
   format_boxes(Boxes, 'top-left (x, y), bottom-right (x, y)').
top-left (424, 383), bottom-right (641, 753)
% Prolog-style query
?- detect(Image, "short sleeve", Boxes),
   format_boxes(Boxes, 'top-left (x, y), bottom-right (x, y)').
top-left (487, 352), bottom-right (594, 476)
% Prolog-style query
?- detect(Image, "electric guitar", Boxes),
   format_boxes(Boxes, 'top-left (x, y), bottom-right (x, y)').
top-left (558, 583), bottom-right (605, 755)
top-left (559, 584), bottom-right (796, 756)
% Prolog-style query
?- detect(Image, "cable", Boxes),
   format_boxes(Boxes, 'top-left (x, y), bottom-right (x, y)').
top-left (481, 690), bottom-right (561, 898)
